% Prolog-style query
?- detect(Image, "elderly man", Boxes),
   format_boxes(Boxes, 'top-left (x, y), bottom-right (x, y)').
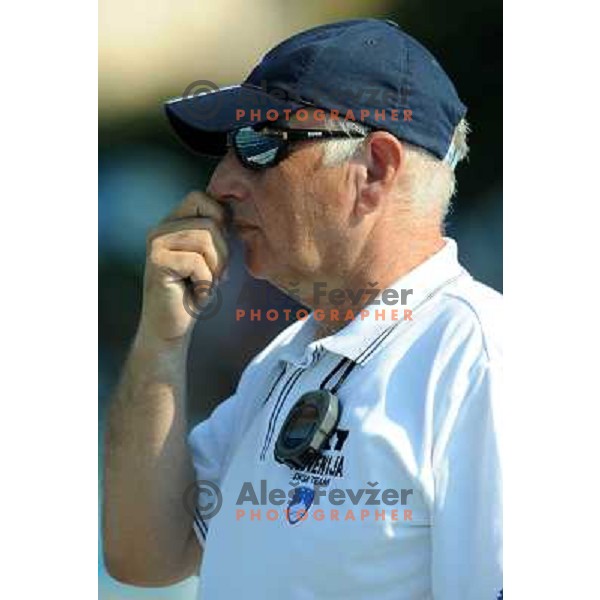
top-left (103, 19), bottom-right (502, 600)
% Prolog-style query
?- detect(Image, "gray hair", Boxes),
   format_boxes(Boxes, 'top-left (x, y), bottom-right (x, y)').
top-left (321, 117), bottom-right (470, 220)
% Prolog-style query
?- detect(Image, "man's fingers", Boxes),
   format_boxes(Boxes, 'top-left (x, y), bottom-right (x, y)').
top-left (164, 190), bottom-right (230, 228)
top-left (148, 218), bottom-right (229, 276)
top-left (151, 249), bottom-right (213, 285)
top-left (152, 229), bottom-right (221, 276)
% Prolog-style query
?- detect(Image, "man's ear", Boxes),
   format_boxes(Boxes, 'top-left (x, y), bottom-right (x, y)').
top-left (354, 131), bottom-right (403, 218)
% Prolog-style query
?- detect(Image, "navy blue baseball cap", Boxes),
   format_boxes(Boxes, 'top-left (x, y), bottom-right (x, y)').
top-left (165, 19), bottom-right (466, 162)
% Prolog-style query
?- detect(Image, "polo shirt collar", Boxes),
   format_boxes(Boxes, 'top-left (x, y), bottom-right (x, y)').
top-left (299, 237), bottom-right (467, 364)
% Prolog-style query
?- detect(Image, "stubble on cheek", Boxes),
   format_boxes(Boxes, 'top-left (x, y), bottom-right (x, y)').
top-left (250, 146), bottom-right (343, 277)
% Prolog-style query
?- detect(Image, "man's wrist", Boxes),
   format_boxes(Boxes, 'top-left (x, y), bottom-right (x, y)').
top-left (130, 325), bottom-right (192, 371)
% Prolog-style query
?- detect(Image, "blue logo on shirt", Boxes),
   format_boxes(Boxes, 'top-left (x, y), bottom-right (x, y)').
top-left (286, 486), bottom-right (315, 525)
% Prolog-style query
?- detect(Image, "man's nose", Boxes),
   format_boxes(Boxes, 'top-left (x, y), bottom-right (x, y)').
top-left (206, 150), bottom-right (249, 203)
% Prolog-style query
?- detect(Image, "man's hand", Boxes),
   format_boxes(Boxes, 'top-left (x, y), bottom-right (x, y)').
top-left (140, 190), bottom-right (230, 342)
top-left (103, 190), bottom-right (229, 586)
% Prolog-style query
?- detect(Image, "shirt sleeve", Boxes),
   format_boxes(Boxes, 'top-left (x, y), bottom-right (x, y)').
top-left (431, 362), bottom-right (503, 599)
top-left (187, 393), bottom-right (242, 548)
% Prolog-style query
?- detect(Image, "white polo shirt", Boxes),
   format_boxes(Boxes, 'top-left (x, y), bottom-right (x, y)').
top-left (188, 238), bottom-right (502, 599)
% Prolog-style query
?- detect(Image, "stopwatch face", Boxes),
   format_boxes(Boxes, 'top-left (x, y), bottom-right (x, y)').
top-left (281, 403), bottom-right (319, 448)
top-left (274, 389), bottom-right (341, 469)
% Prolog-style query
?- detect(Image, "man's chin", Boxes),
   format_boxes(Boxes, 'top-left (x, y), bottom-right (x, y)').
top-left (244, 263), bottom-right (270, 280)
top-left (240, 237), bottom-right (299, 286)
top-left (243, 250), bottom-right (295, 288)
top-left (242, 245), bottom-right (270, 280)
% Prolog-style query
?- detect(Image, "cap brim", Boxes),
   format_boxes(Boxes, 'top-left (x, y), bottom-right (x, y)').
top-left (164, 85), bottom-right (305, 157)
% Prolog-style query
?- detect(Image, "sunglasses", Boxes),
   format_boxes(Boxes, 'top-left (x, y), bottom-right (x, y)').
top-left (227, 125), bottom-right (368, 171)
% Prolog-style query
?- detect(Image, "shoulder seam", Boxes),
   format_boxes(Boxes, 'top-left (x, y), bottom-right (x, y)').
top-left (440, 290), bottom-right (494, 362)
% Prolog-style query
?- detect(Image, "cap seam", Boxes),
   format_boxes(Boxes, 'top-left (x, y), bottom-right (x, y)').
top-left (300, 21), bottom-right (376, 99)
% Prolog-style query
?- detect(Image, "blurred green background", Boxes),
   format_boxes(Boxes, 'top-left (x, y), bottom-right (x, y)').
top-left (99, 0), bottom-right (501, 597)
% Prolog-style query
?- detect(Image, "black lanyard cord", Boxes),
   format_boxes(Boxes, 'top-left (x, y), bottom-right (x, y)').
top-left (318, 356), bottom-right (358, 395)
top-left (330, 359), bottom-right (358, 395)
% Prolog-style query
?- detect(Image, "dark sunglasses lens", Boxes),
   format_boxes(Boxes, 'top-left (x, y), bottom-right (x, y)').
top-left (234, 128), bottom-right (282, 168)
